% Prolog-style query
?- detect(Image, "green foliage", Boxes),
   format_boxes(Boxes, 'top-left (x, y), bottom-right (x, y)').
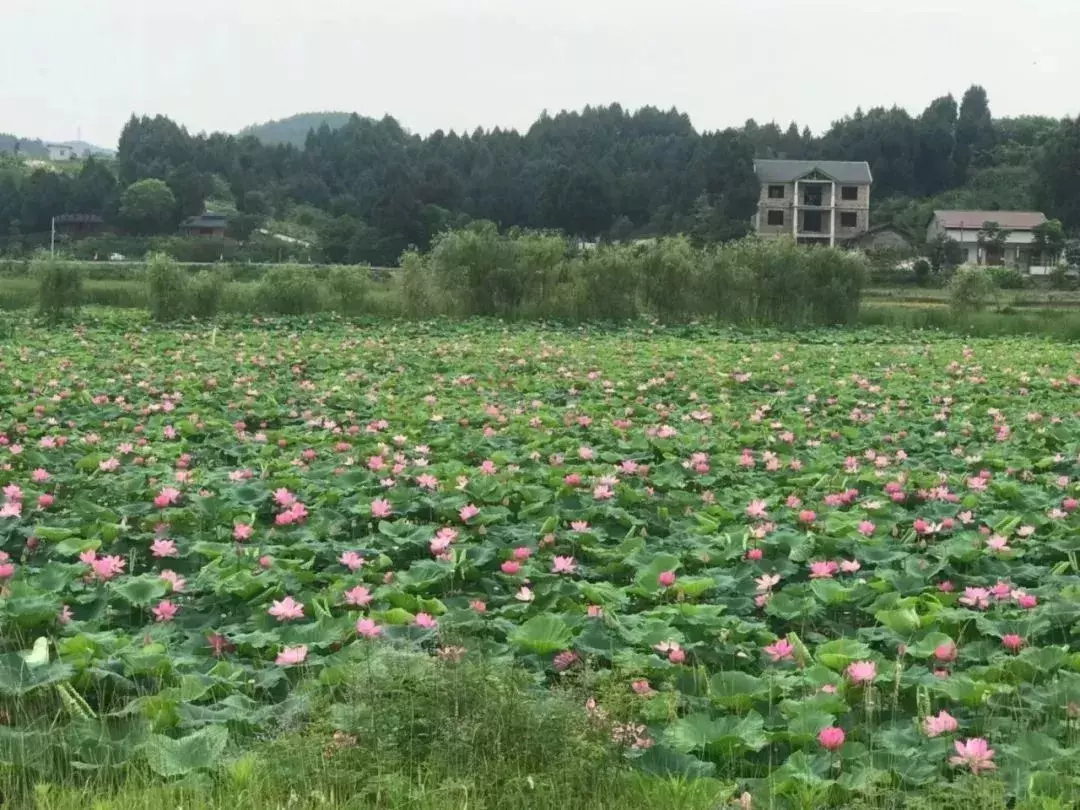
top-left (145, 252), bottom-right (189, 322)
top-left (120, 179), bottom-right (178, 236)
top-left (986, 265), bottom-right (1026, 290)
top-left (948, 264), bottom-right (997, 313)
top-left (326, 265), bottom-right (370, 316)
top-left (925, 234), bottom-right (965, 272)
top-left (913, 258), bottom-right (931, 284)
top-left (187, 271), bottom-right (224, 318)
top-left (1032, 219), bottom-right (1067, 261)
top-left (255, 265), bottom-right (325, 314)
top-left (34, 255), bottom-right (83, 322)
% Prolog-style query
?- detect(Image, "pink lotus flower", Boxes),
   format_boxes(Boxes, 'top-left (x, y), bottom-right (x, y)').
top-left (89, 554), bottom-right (126, 581)
top-left (344, 586), bottom-right (372, 607)
top-left (587, 604), bottom-right (604, 617)
top-left (631, 679), bottom-right (656, 696)
top-left (414, 612), bottom-right (438, 629)
top-left (469, 600), bottom-right (487, 613)
top-left (416, 473), bottom-right (439, 490)
top-left (809, 560), bottom-right (838, 579)
top-left (273, 488), bottom-right (297, 507)
top-left (459, 504), bottom-right (480, 522)
top-left (268, 596), bottom-right (305, 622)
top-left (819, 726), bottom-right (845, 751)
top-left (37, 494), bottom-right (54, 509)
top-left (552, 556), bottom-right (576, 574)
top-left (356, 617), bottom-right (382, 637)
top-left (501, 560), bottom-right (521, 575)
top-left (0, 501), bottom-right (21, 519)
top-left (840, 559), bottom-right (861, 574)
top-left (764, 639), bottom-right (794, 662)
top-left (798, 510), bottom-right (816, 524)
top-left (154, 486), bottom-right (181, 509)
top-left (857, 520), bottom-right (876, 536)
top-left (934, 641), bottom-right (958, 662)
top-left (959, 587), bottom-right (990, 610)
top-left (923, 710), bottom-right (958, 737)
top-left (513, 546), bottom-right (532, 561)
top-left (570, 520), bottom-right (590, 533)
top-left (152, 600), bottom-right (178, 622)
top-left (668, 647), bottom-right (686, 664)
top-left (31, 469), bottom-right (50, 483)
top-left (159, 569), bottom-right (185, 592)
top-left (340, 551), bottom-right (366, 571)
top-left (370, 499), bottom-right (392, 518)
top-left (1001, 634), bottom-right (1024, 652)
top-left (658, 570), bottom-right (677, 587)
top-left (745, 547), bottom-right (763, 561)
top-left (150, 538), bottom-right (178, 558)
top-left (0, 562), bottom-right (15, 579)
top-left (949, 738), bottom-right (996, 774)
top-left (1015, 592), bottom-right (1038, 609)
top-left (232, 523), bottom-right (253, 542)
top-left (276, 645), bottom-right (308, 666)
top-left (847, 660), bottom-right (877, 684)
top-left (553, 650), bottom-right (579, 671)
top-left (3, 484), bottom-right (23, 501)
top-left (745, 499), bottom-right (768, 519)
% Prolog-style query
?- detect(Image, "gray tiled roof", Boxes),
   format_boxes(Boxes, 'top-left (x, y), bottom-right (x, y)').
top-left (754, 160), bottom-right (873, 185)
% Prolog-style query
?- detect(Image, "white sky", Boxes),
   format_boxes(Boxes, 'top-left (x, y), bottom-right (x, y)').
top-left (3, 0), bottom-right (1077, 147)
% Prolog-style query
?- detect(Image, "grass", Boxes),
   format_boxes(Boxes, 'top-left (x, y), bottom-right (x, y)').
top-left (8, 650), bottom-right (736, 810)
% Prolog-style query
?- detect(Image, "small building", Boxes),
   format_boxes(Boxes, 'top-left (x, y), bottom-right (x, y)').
top-left (927, 210), bottom-right (1050, 268)
top-left (53, 213), bottom-right (105, 237)
top-left (753, 159), bottom-right (873, 246)
top-left (180, 213), bottom-right (228, 238)
top-left (47, 144), bottom-right (76, 161)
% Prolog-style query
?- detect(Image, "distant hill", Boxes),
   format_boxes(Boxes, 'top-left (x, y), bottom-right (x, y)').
top-left (0, 134), bottom-right (47, 158)
top-left (239, 112), bottom-right (354, 147)
top-left (0, 135), bottom-right (114, 159)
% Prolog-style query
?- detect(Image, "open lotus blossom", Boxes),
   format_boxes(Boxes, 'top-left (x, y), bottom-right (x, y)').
top-left (658, 570), bottom-right (676, 587)
top-left (846, 660), bottom-right (877, 684)
top-left (268, 596), bottom-right (305, 622)
top-left (340, 551), bottom-right (366, 571)
top-left (344, 586), bottom-right (372, 606)
top-left (276, 645), bottom-right (308, 666)
top-left (840, 559), bottom-right (861, 574)
top-left (152, 600), bottom-right (178, 622)
top-left (755, 573), bottom-right (781, 592)
top-left (515, 586), bottom-right (534, 602)
top-left (154, 486), bottom-right (181, 508)
top-left (745, 499), bottom-right (768, 519)
top-left (809, 560), bottom-right (838, 579)
top-left (552, 556), bottom-right (576, 574)
top-left (233, 523), bottom-right (253, 541)
top-left (459, 504), bottom-right (480, 522)
top-left (764, 639), bottom-right (794, 662)
top-left (370, 498), bottom-right (393, 518)
top-left (631, 679), bottom-right (656, 696)
top-left (356, 618), bottom-right (381, 638)
top-left (160, 570), bottom-right (186, 592)
top-left (414, 612), bottom-right (438, 629)
top-left (923, 710), bottom-right (958, 737)
top-left (949, 738), bottom-right (996, 774)
top-left (570, 520), bottom-right (590, 533)
top-left (150, 538), bottom-right (178, 558)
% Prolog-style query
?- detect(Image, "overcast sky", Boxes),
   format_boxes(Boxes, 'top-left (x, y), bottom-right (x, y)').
top-left (4, 0), bottom-right (1078, 148)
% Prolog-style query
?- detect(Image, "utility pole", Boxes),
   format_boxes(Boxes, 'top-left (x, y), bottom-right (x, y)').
top-left (51, 216), bottom-right (56, 257)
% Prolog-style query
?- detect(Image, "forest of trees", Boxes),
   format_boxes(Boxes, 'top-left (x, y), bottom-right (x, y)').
top-left (1, 85), bottom-right (1079, 265)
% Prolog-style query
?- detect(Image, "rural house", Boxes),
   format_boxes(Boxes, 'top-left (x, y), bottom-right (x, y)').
top-left (927, 210), bottom-right (1052, 269)
top-left (753, 159), bottom-right (873, 246)
top-left (180, 213), bottom-right (228, 238)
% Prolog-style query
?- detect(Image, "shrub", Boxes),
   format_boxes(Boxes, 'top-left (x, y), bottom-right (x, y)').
top-left (948, 264), bottom-right (997, 313)
top-left (986, 265), bottom-right (1026, 290)
top-left (1048, 264), bottom-right (1072, 291)
top-left (188, 271), bottom-right (225, 318)
top-left (33, 256), bottom-right (83, 322)
top-left (913, 258), bottom-right (931, 285)
top-left (326, 265), bottom-right (370, 316)
top-left (146, 253), bottom-right (190, 322)
top-left (256, 266), bottom-right (324, 315)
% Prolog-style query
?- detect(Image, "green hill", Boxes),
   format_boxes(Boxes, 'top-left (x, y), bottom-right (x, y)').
top-left (238, 112), bottom-right (355, 147)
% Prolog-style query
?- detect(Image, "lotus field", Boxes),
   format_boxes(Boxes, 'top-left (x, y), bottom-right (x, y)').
top-left (3, 316), bottom-right (1080, 802)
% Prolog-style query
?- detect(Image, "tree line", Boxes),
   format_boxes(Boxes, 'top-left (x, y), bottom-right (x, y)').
top-left (1, 85), bottom-right (1079, 265)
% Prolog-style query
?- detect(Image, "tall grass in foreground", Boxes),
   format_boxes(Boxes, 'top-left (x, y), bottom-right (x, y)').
top-left (4, 651), bottom-right (732, 810)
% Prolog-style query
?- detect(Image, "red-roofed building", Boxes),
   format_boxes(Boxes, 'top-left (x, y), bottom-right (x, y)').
top-left (928, 210), bottom-right (1050, 268)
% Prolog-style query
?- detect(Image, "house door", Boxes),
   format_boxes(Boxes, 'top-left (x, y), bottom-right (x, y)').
top-left (984, 245), bottom-right (1005, 266)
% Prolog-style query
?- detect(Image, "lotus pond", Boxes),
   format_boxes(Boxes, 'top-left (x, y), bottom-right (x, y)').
top-left (3, 314), bottom-right (1080, 804)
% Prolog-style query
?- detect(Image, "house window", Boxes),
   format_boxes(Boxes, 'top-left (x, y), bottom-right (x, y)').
top-left (841, 186), bottom-right (859, 200)
top-left (766, 210), bottom-right (785, 226)
top-left (839, 212), bottom-right (858, 228)
top-left (768, 185), bottom-right (785, 199)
